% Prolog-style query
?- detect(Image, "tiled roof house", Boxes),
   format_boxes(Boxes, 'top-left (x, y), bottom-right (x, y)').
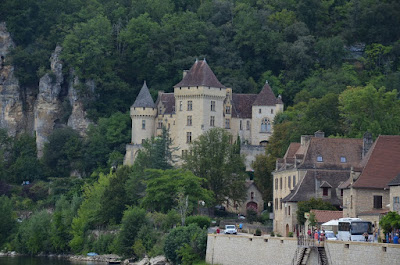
top-left (272, 131), bottom-right (366, 236)
top-left (341, 135), bottom-right (400, 227)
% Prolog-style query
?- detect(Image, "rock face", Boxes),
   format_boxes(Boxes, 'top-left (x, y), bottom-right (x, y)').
top-left (67, 71), bottom-right (92, 136)
top-left (0, 22), bottom-right (91, 157)
top-left (34, 46), bottom-right (64, 156)
top-left (0, 22), bottom-right (24, 137)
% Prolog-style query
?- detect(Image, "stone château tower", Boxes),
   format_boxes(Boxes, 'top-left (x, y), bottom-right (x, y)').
top-left (125, 81), bottom-right (156, 163)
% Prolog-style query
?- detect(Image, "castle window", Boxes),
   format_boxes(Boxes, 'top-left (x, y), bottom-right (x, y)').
top-left (142, 120), bottom-right (146, 130)
top-left (168, 123), bottom-right (170, 129)
top-left (288, 176), bottom-right (291, 189)
top-left (225, 119), bottom-right (230, 129)
top-left (158, 120), bottom-right (163, 129)
top-left (142, 139), bottom-right (145, 144)
top-left (275, 178), bottom-right (278, 190)
top-left (261, 118), bottom-right (271, 132)
top-left (179, 101), bottom-right (182, 111)
top-left (341, 156), bottom-right (347, 163)
top-left (280, 177), bottom-right (282, 189)
top-left (288, 206), bottom-right (291, 215)
top-left (159, 106), bottom-right (162, 114)
top-left (240, 120), bottom-right (243, 130)
top-left (317, 156), bottom-right (323, 162)
top-left (259, 109), bottom-right (261, 113)
top-left (251, 192), bottom-right (254, 200)
top-left (187, 101), bottom-right (192, 111)
top-left (211, 101), bottom-right (216, 111)
top-left (226, 106), bottom-right (231, 114)
top-left (280, 198), bottom-right (282, 209)
top-left (293, 176), bottom-right (296, 187)
top-left (210, 116), bottom-right (215, 127)
top-left (186, 132), bottom-right (192, 143)
top-left (374, 195), bottom-right (382, 209)
top-left (187, 116), bottom-right (192, 126)
top-left (341, 189), bottom-right (343, 197)
top-left (394, 197), bottom-right (400, 204)
top-left (271, 109), bottom-right (274, 114)
top-left (246, 121), bottom-right (250, 130)
top-left (323, 187), bottom-right (329, 196)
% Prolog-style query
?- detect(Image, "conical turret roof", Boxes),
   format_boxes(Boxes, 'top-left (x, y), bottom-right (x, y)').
top-left (132, 81), bottom-right (155, 108)
top-left (252, 82), bottom-right (279, 106)
top-left (174, 59), bottom-right (225, 88)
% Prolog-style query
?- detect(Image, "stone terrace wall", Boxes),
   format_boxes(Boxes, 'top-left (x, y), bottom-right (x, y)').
top-left (206, 234), bottom-right (400, 265)
top-left (206, 235), bottom-right (298, 265)
top-left (325, 241), bottom-right (400, 265)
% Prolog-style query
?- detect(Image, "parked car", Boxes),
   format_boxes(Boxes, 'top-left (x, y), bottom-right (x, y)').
top-left (325, 230), bottom-right (337, 241)
top-left (224, 225), bottom-right (238, 234)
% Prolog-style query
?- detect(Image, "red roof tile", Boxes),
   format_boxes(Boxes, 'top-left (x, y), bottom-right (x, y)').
top-left (231, 94), bottom-right (257, 118)
top-left (310, 210), bottom-right (343, 223)
top-left (174, 60), bottom-right (225, 88)
top-left (353, 135), bottom-right (400, 189)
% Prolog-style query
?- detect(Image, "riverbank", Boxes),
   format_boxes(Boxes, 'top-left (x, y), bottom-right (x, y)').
top-left (0, 252), bottom-right (170, 265)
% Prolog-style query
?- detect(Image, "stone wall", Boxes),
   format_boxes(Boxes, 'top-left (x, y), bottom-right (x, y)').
top-left (325, 241), bottom-right (400, 265)
top-left (206, 235), bottom-right (298, 265)
top-left (206, 234), bottom-right (400, 265)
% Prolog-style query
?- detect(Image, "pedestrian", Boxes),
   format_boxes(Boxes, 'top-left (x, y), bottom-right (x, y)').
top-left (363, 231), bottom-right (369, 242)
top-left (307, 228), bottom-right (311, 238)
top-left (216, 228), bottom-right (220, 234)
top-left (394, 233), bottom-right (399, 244)
top-left (314, 230), bottom-right (319, 245)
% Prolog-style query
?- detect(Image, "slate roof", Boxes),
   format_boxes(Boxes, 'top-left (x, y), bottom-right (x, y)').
top-left (231, 94), bottom-right (257, 118)
top-left (174, 59), bottom-right (225, 88)
top-left (156, 93), bottom-right (175, 114)
top-left (298, 138), bottom-right (363, 170)
top-left (352, 135), bottom-right (400, 189)
top-left (132, 81), bottom-right (155, 108)
top-left (253, 83), bottom-right (280, 106)
top-left (388, 173), bottom-right (400, 186)
top-left (283, 170), bottom-right (350, 206)
top-left (310, 210), bottom-right (343, 223)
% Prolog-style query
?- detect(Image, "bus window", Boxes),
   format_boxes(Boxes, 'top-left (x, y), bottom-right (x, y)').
top-left (351, 222), bottom-right (372, 235)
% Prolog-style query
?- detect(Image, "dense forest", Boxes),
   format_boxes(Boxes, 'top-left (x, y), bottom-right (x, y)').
top-left (1, 0), bottom-right (400, 263)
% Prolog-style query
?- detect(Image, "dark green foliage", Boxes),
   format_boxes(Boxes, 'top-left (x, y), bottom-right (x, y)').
top-left (246, 208), bottom-right (258, 224)
top-left (164, 224), bottom-right (207, 265)
top-left (296, 198), bottom-right (337, 225)
top-left (0, 196), bottom-right (16, 248)
top-left (116, 206), bottom-right (148, 256)
top-left (42, 127), bottom-right (84, 178)
top-left (185, 215), bottom-right (211, 229)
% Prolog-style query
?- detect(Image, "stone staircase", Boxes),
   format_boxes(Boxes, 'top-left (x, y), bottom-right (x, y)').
top-left (317, 247), bottom-right (329, 265)
top-left (292, 247), bottom-right (312, 265)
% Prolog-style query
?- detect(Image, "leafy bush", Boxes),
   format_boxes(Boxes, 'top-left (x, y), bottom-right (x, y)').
top-left (92, 233), bottom-right (116, 254)
top-left (164, 224), bottom-right (207, 265)
top-left (185, 215), bottom-right (211, 229)
top-left (246, 209), bottom-right (258, 223)
top-left (270, 231), bottom-right (275, 237)
top-left (288, 232), bottom-right (294, 237)
top-left (255, 229), bottom-right (262, 236)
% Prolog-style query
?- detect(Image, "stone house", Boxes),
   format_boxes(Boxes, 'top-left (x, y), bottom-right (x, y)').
top-left (124, 59), bottom-right (284, 169)
top-left (388, 174), bottom-right (400, 214)
top-left (272, 131), bottom-right (365, 236)
top-left (340, 135), bottom-right (400, 228)
top-left (224, 180), bottom-right (264, 215)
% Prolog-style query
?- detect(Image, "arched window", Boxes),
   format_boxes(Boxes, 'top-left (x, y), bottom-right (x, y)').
top-left (261, 118), bottom-right (271, 132)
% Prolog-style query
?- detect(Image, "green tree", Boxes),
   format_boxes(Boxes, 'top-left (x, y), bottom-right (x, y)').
top-left (379, 211), bottom-right (400, 234)
top-left (141, 169), bottom-right (213, 214)
top-left (116, 206), bottom-right (148, 256)
top-left (42, 127), bottom-right (84, 178)
top-left (297, 198), bottom-right (337, 225)
top-left (69, 172), bottom-right (111, 253)
top-left (0, 196), bottom-right (16, 248)
top-left (183, 128), bottom-right (247, 204)
top-left (339, 85), bottom-right (400, 137)
top-left (164, 224), bottom-right (207, 265)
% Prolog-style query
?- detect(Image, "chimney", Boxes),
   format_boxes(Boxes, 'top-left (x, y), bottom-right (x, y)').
top-left (314, 130), bottom-right (325, 138)
top-left (362, 132), bottom-right (373, 158)
top-left (183, 70), bottom-right (189, 78)
top-left (301, 135), bottom-right (311, 146)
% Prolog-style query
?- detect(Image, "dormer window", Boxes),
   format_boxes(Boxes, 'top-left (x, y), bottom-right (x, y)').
top-left (317, 156), bottom-right (323, 162)
top-left (340, 156), bottom-right (347, 163)
top-left (323, 187), bottom-right (329, 196)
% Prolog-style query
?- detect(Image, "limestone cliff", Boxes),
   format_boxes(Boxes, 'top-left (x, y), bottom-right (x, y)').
top-left (0, 22), bottom-right (24, 136)
top-left (0, 22), bottom-right (91, 157)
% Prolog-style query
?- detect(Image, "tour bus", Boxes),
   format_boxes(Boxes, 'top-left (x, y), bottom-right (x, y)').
top-left (337, 218), bottom-right (373, 242)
